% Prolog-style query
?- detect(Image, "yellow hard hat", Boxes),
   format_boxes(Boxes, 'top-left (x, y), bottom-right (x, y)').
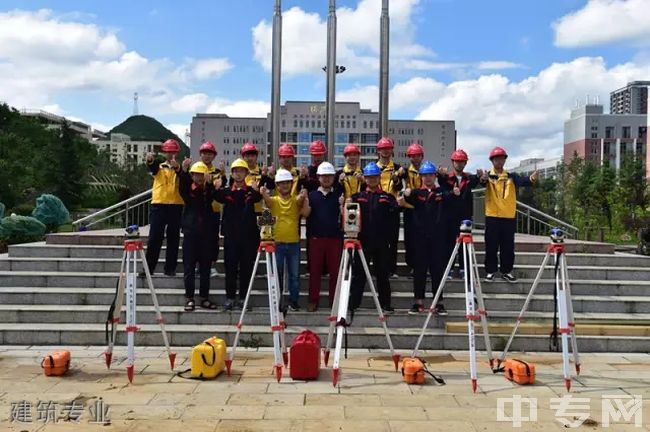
top-left (230, 158), bottom-right (249, 171)
top-left (189, 161), bottom-right (208, 174)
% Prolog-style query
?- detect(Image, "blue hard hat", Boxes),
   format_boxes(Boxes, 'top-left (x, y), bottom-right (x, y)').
top-left (362, 162), bottom-right (382, 176)
top-left (419, 161), bottom-right (438, 175)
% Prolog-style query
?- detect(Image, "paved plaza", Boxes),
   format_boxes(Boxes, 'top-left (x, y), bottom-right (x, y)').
top-left (0, 346), bottom-right (648, 431)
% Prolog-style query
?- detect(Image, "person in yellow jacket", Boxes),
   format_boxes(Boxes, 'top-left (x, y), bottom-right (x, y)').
top-left (276, 144), bottom-right (305, 196)
top-left (144, 139), bottom-right (184, 276)
top-left (337, 144), bottom-right (363, 199)
top-left (480, 146), bottom-right (538, 283)
top-left (396, 143), bottom-right (424, 273)
top-left (239, 142), bottom-right (275, 214)
top-left (376, 137), bottom-right (403, 277)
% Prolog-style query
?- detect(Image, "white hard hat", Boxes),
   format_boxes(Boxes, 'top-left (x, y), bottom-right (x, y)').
top-left (275, 168), bottom-right (293, 183)
top-left (316, 162), bottom-right (336, 176)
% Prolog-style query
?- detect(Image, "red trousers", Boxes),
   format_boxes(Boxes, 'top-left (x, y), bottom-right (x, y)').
top-left (308, 237), bottom-right (343, 306)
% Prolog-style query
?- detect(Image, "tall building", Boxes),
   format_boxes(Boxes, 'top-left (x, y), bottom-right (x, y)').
top-left (190, 101), bottom-right (456, 169)
top-left (511, 157), bottom-right (562, 180)
top-left (610, 81), bottom-right (650, 115)
top-left (563, 103), bottom-right (648, 176)
top-left (19, 109), bottom-right (105, 141)
top-left (95, 133), bottom-right (163, 166)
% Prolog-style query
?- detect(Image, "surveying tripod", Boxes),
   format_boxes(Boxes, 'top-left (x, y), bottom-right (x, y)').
top-left (323, 203), bottom-right (400, 387)
top-left (495, 228), bottom-right (580, 391)
top-left (104, 225), bottom-right (176, 383)
top-left (225, 210), bottom-right (288, 382)
top-left (411, 220), bottom-right (495, 393)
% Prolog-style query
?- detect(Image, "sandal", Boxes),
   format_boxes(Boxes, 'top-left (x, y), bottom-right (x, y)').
top-left (199, 299), bottom-right (217, 310)
top-left (184, 298), bottom-right (195, 312)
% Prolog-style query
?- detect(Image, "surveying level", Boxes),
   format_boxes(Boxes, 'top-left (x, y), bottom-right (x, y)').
top-left (495, 227), bottom-right (580, 391)
top-left (104, 225), bottom-right (176, 383)
top-left (323, 202), bottom-right (400, 387)
top-left (225, 209), bottom-right (288, 382)
top-left (411, 219), bottom-right (495, 393)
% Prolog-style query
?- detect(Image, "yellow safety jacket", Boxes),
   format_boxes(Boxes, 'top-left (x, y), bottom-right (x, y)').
top-left (149, 161), bottom-right (183, 205)
top-left (376, 159), bottom-right (402, 197)
top-left (340, 164), bottom-right (363, 199)
top-left (205, 165), bottom-right (223, 213)
top-left (484, 168), bottom-right (533, 219)
top-left (401, 164), bottom-right (423, 209)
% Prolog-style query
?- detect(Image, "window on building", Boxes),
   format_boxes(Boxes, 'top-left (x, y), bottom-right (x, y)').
top-left (294, 120), bottom-right (298, 128)
top-left (369, 121), bottom-right (374, 129)
top-left (363, 121), bottom-right (367, 129)
top-left (311, 120), bottom-right (315, 128)
top-left (317, 120), bottom-right (322, 128)
top-left (623, 126), bottom-right (631, 138)
top-left (346, 121), bottom-right (351, 128)
top-left (352, 121), bottom-right (356, 129)
top-left (605, 126), bottom-right (614, 139)
top-left (591, 133), bottom-right (598, 138)
top-left (638, 126), bottom-right (647, 139)
top-left (282, 120), bottom-right (286, 128)
top-left (299, 120), bottom-right (304, 128)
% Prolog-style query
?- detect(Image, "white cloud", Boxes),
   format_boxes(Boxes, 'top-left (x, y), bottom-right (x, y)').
top-left (184, 58), bottom-right (233, 80)
top-left (0, 9), bottom-right (232, 115)
top-left (553, 0), bottom-right (650, 47)
top-left (477, 61), bottom-right (524, 70)
top-left (205, 99), bottom-right (270, 118)
top-left (338, 76), bottom-right (444, 112)
top-left (170, 93), bottom-right (210, 113)
top-left (252, 0), bottom-right (433, 77)
top-left (415, 57), bottom-right (650, 168)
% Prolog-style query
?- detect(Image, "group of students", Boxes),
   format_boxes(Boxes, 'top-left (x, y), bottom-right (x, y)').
top-left (144, 137), bottom-right (537, 314)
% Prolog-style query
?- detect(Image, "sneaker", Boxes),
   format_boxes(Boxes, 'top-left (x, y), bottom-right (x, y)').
top-left (434, 303), bottom-right (448, 316)
top-left (223, 299), bottom-right (234, 311)
top-left (210, 268), bottom-right (218, 278)
top-left (390, 273), bottom-right (399, 279)
top-left (307, 303), bottom-right (318, 312)
top-left (408, 303), bottom-right (424, 315)
top-left (288, 301), bottom-right (301, 312)
top-left (502, 273), bottom-right (517, 283)
top-left (382, 305), bottom-right (395, 314)
top-left (234, 300), bottom-right (243, 310)
top-left (485, 273), bottom-right (495, 282)
top-left (164, 270), bottom-right (176, 277)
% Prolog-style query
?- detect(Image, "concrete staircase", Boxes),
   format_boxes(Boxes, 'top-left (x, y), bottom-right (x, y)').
top-left (1, 229), bottom-right (649, 352)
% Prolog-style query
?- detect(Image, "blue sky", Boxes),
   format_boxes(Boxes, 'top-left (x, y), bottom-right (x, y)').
top-left (0, 0), bottom-right (649, 165)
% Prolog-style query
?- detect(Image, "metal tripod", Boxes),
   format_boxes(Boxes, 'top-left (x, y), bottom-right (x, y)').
top-left (495, 228), bottom-right (580, 391)
top-left (323, 238), bottom-right (400, 387)
top-left (411, 220), bottom-right (495, 393)
top-left (225, 213), bottom-right (288, 382)
top-left (104, 228), bottom-right (176, 383)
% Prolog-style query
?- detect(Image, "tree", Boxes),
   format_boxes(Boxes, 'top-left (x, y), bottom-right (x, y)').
top-left (44, 121), bottom-right (86, 208)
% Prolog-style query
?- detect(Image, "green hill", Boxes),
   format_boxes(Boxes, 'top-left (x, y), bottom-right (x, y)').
top-left (109, 115), bottom-right (188, 156)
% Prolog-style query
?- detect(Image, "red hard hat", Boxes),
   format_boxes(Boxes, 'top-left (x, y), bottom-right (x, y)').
top-left (343, 144), bottom-right (361, 156)
top-left (489, 146), bottom-right (508, 159)
top-left (309, 140), bottom-right (327, 156)
top-left (406, 143), bottom-right (424, 157)
top-left (451, 149), bottom-right (468, 162)
top-left (278, 144), bottom-right (295, 157)
top-left (240, 142), bottom-right (258, 155)
top-left (376, 136), bottom-right (394, 150)
top-left (161, 139), bottom-right (180, 153)
top-left (199, 141), bottom-right (217, 155)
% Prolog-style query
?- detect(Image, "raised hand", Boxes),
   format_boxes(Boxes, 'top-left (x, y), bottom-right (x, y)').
top-left (250, 179), bottom-right (259, 192)
top-left (268, 164), bottom-right (276, 177)
top-left (182, 157), bottom-right (192, 172)
top-left (530, 170), bottom-right (539, 183)
top-left (300, 166), bottom-right (308, 178)
top-left (339, 172), bottom-right (346, 183)
top-left (146, 152), bottom-right (155, 163)
top-left (453, 186), bottom-right (460, 196)
top-left (213, 176), bottom-right (223, 189)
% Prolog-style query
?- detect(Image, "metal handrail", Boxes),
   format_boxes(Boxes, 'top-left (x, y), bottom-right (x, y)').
top-left (516, 200), bottom-right (578, 233)
top-left (72, 188), bottom-right (152, 230)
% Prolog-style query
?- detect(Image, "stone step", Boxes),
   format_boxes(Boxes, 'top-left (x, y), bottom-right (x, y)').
top-left (1, 257), bottom-right (649, 281)
top-left (0, 322), bottom-right (645, 352)
top-left (2, 271), bottom-right (650, 296)
top-left (44, 230), bottom-right (616, 253)
top-left (445, 322), bottom-right (650, 337)
top-left (1, 304), bottom-right (648, 327)
top-left (8, 242), bottom-right (641, 266)
top-left (0, 286), bottom-right (647, 313)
